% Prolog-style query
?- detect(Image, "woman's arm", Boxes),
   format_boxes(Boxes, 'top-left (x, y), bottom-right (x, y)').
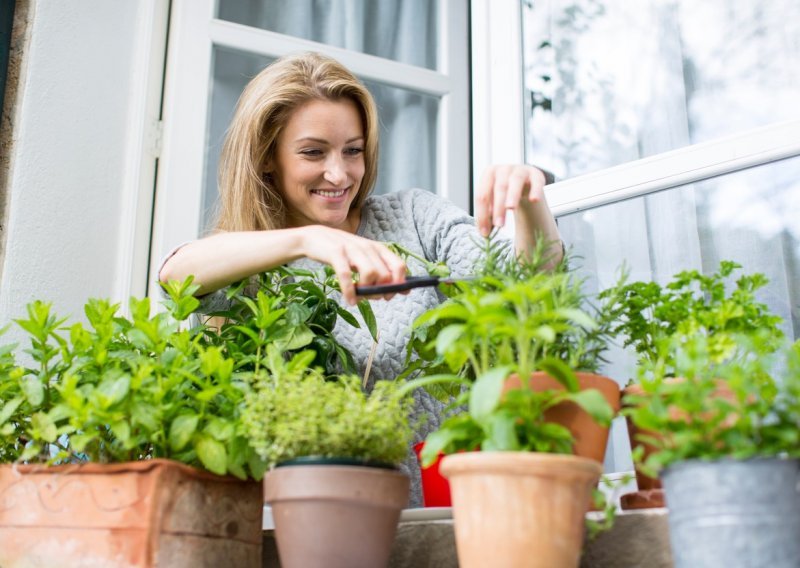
top-left (159, 225), bottom-right (407, 305)
top-left (475, 164), bottom-right (563, 267)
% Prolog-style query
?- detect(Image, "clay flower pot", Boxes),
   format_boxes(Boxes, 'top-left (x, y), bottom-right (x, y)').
top-left (441, 451), bottom-right (602, 568)
top-left (621, 378), bottom-right (739, 510)
top-left (504, 371), bottom-right (622, 463)
top-left (264, 461), bottom-right (409, 568)
top-left (0, 459), bottom-right (263, 568)
top-left (621, 382), bottom-right (666, 509)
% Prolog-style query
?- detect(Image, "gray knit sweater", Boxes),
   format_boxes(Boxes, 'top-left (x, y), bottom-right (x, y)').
top-left (187, 188), bottom-right (497, 507)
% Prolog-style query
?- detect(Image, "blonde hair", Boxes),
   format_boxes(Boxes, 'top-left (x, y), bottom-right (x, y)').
top-left (215, 52), bottom-right (380, 232)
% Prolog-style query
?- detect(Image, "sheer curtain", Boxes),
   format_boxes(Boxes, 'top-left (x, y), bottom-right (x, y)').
top-left (202, 1), bottom-right (439, 231)
top-left (523, 0), bottom-right (800, 471)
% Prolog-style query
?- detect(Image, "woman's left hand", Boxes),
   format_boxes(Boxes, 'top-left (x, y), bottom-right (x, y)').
top-left (475, 164), bottom-right (548, 237)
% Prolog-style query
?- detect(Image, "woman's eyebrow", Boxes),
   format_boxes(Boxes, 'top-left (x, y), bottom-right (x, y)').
top-left (294, 136), bottom-right (364, 144)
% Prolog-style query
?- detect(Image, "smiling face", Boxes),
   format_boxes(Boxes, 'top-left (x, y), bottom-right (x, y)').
top-left (272, 98), bottom-right (366, 231)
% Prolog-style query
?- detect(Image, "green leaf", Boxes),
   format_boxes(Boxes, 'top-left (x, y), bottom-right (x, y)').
top-left (204, 418), bottom-right (234, 442)
top-left (420, 429), bottom-right (456, 467)
top-left (483, 411), bottom-right (519, 451)
top-left (557, 308), bottom-right (597, 330)
top-left (435, 324), bottom-right (465, 356)
top-left (247, 452), bottom-right (269, 481)
top-left (537, 358), bottom-right (579, 392)
top-left (21, 377), bottom-right (44, 407)
top-left (196, 435), bottom-right (227, 475)
top-left (69, 432), bottom-right (94, 453)
top-left (32, 412), bottom-right (57, 443)
top-left (469, 366), bottom-right (513, 422)
top-left (566, 389), bottom-right (614, 426)
top-left (336, 306), bottom-right (360, 329)
top-left (396, 374), bottom-right (468, 399)
top-left (20, 443), bottom-right (42, 462)
top-left (357, 301), bottom-right (378, 342)
top-left (0, 397), bottom-right (23, 426)
top-left (97, 372), bottom-right (131, 406)
top-left (274, 325), bottom-right (315, 351)
top-left (169, 413), bottom-right (199, 451)
top-left (110, 420), bottom-right (131, 445)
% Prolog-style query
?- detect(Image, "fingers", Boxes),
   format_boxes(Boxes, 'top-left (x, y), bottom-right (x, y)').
top-left (303, 226), bottom-right (409, 305)
top-left (525, 167), bottom-right (547, 203)
top-left (477, 165), bottom-right (549, 234)
top-left (476, 168), bottom-right (494, 237)
top-left (330, 255), bottom-right (357, 306)
top-left (336, 240), bottom-right (407, 305)
top-left (492, 167), bottom-right (510, 229)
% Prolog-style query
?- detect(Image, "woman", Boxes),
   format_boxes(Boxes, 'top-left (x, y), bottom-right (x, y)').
top-left (159, 51), bottom-right (561, 505)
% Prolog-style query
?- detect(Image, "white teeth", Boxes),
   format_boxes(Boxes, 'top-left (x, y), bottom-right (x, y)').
top-left (314, 189), bottom-right (345, 198)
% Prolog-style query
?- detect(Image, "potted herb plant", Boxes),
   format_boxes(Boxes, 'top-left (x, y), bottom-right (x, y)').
top-left (601, 261), bottom-right (785, 508)
top-left (412, 239), bottom-right (619, 568)
top-left (625, 333), bottom-right (800, 567)
top-left (0, 279), bottom-right (266, 568)
top-left (243, 342), bottom-right (439, 568)
top-left (203, 264), bottom-right (378, 380)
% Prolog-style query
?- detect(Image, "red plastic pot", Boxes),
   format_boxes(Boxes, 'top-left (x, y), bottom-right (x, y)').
top-left (414, 442), bottom-right (452, 507)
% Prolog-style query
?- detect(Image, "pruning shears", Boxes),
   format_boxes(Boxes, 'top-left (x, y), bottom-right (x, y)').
top-left (355, 275), bottom-right (477, 296)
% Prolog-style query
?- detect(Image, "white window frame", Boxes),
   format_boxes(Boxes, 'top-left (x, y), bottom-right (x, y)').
top-left (471, 0), bottom-right (800, 215)
top-left (472, 0), bottom-right (800, 474)
top-left (149, 0), bottom-right (470, 292)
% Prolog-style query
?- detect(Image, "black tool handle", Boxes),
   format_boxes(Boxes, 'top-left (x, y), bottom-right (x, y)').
top-left (355, 276), bottom-right (440, 296)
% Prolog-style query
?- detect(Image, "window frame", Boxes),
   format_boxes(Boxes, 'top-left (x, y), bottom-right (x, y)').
top-left (475, 0), bottom-right (800, 474)
top-left (474, 1), bottom-right (800, 215)
top-left (149, 0), bottom-right (470, 291)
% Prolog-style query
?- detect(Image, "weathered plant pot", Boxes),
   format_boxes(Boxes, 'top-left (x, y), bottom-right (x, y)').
top-left (441, 451), bottom-right (602, 568)
top-left (0, 459), bottom-right (263, 568)
top-left (505, 371), bottom-right (621, 463)
top-left (620, 383), bottom-right (664, 509)
top-left (663, 457), bottom-right (800, 568)
top-left (264, 461), bottom-right (409, 568)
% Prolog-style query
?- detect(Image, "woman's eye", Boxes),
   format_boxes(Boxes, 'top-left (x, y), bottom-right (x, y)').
top-left (345, 147), bottom-right (364, 156)
top-left (300, 149), bottom-right (323, 157)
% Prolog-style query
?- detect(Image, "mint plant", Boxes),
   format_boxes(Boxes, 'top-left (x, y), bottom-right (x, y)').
top-left (0, 279), bottom-right (267, 480)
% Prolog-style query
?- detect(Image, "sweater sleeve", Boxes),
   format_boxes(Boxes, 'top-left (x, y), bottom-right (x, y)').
top-left (155, 241), bottom-right (233, 315)
top-left (406, 188), bottom-right (506, 277)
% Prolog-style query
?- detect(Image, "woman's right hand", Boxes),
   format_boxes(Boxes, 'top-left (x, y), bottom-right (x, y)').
top-left (300, 225), bottom-right (407, 305)
top-left (159, 225), bottom-right (408, 306)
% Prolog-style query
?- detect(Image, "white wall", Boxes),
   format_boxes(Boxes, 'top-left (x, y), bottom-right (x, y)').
top-left (0, 0), bottom-right (164, 331)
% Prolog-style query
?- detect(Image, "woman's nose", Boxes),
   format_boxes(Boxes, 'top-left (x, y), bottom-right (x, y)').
top-left (323, 155), bottom-right (346, 186)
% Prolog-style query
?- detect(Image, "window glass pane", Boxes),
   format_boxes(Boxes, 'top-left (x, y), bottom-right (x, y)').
top-left (202, 47), bottom-right (437, 233)
top-left (217, 0), bottom-right (438, 70)
top-left (522, 0), bottom-right (800, 178)
top-left (560, 157), bottom-right (800, 471)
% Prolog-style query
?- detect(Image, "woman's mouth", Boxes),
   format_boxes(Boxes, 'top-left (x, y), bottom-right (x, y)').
top-left (311, 188), bottom-right (347, 199)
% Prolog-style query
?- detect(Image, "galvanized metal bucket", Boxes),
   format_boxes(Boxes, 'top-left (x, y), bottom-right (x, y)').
top-left (662, 457), bottom-right (800, 568)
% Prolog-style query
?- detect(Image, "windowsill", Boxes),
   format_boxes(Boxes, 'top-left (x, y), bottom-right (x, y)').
top-left (262, 507), bottom-right (673, 567)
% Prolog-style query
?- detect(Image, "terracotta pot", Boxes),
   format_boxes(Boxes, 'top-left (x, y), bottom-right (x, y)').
top-left (0, 459), bottom-right (263, 567)
top-left (264, 463), bottom-right (409, 568)
top-left (622, 383), bottom-right (664, 503)
top-left (504, 371), bottom-right (622, 463)
top-left (441, 451), bottom-right (602, 568)
top-left (621, 379), bottom-right (739, 510)
top-left (414, 441), bottom-right (452, 507)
